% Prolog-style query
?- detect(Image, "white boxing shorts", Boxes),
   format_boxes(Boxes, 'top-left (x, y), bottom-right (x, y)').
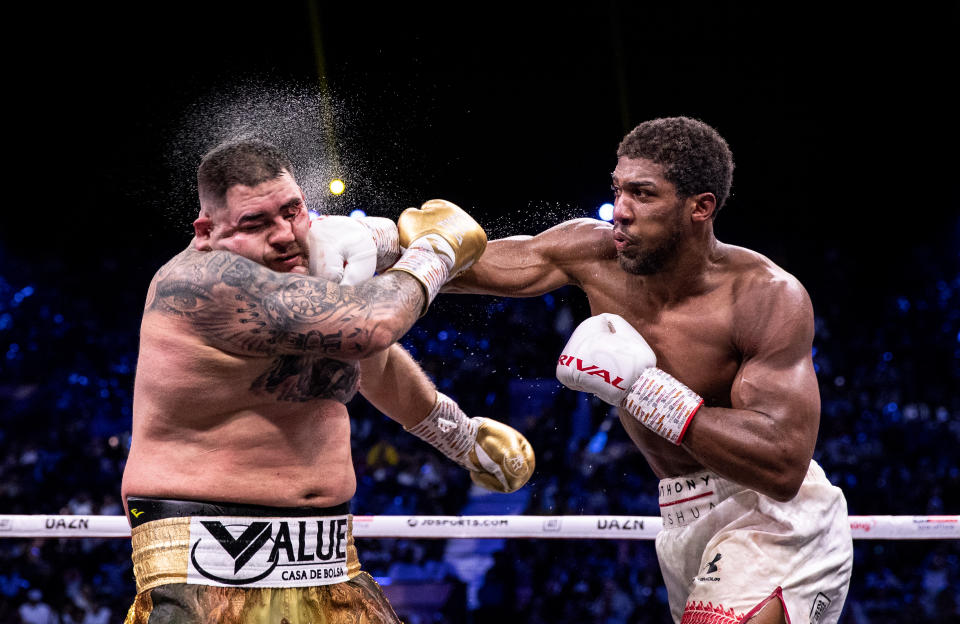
top-left (655, 460), bottom-right (852, 624)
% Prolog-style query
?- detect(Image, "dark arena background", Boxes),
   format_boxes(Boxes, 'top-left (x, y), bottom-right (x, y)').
top-left (2, 3), bottom-right (958, 623)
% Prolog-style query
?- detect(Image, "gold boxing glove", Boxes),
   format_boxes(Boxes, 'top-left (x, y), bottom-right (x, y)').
top-left (387, 200), bottom-right (487, 314)
top-left (396, 199), bottom-right (487, 276)
top-left (407, 391), bottom-right (535, 493)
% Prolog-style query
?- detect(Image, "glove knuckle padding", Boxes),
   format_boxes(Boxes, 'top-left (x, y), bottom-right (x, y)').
top-left (307, 215), bottom-right (377, 285)
top-left (397, 199), bottom-right (487, 275)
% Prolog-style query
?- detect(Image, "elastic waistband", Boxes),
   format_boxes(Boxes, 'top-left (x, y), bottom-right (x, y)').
top-left (126, 496), bottom-right (350, 528)
top-left (657, 470), bottom-right (746, 530)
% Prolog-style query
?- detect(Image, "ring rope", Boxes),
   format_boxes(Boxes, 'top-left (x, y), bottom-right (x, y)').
top-left (1, 514), bottom-right (956, 540)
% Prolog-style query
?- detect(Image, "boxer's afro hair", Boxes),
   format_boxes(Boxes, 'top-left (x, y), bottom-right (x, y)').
top-left (617, 117), bottom-right (734, 215)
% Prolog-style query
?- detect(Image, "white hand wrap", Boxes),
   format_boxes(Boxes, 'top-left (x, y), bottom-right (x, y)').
top-left (407, 392), bottom-right (534, 493)
top-left (621, 367), bottom-right (704, 445)
top-left (406, 392), bottom-right (480, 471)
top-left (360, 216), bottom-right (401, 272)
top-left (388, 235), bottom-right (454, 310)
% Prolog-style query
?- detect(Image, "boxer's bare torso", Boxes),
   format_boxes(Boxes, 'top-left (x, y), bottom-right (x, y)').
top-left (121, 246), bottom-right (421, 513)
top-left (451, 218), bottom-right (819, 499)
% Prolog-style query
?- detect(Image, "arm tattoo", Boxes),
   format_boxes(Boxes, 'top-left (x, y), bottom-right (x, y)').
top-left (147, 249), bottom-right (424, 357)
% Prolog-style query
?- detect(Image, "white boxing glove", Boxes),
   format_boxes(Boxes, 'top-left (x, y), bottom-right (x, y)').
top-left (556, 314), bottom-right (656, 405)
top-left (557, 314), bottom-right (704, 445)
top-left (308, 215), bottom-right (401, 285)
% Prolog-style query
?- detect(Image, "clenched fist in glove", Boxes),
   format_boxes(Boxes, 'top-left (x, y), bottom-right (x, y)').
top-left (407, 392), bottom-right (535, 493)
top-left (556, 314), bottom-right (704, 445)
top-left (307, 214), bottom-right (401, 285)
top-left (387, 199), bottom-right (487, 314)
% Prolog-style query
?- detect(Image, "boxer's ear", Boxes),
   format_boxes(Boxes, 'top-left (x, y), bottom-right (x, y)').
top-left (194, 216), bottom-right (214, 250)
top-left (689, 193), bottom-right (716, 222)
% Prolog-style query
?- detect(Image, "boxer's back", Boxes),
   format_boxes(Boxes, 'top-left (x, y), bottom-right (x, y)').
top-left (121, 257), bottom-right (359, 511)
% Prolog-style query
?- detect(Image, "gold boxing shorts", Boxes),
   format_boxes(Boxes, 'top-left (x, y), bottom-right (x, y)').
top-left (123, 497), bottom-right (401, 624)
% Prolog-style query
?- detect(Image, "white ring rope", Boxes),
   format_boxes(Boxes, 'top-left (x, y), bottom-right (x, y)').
top-left (1, 514), bottom-right (956, 540)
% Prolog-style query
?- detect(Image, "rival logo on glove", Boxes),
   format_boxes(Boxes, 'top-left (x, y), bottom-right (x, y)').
top-left (557, 355), bottom-right (630, 390)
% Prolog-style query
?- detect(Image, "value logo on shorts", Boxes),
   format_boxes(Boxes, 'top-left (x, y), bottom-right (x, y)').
top-left (186, 515), bottom-right (350, 588)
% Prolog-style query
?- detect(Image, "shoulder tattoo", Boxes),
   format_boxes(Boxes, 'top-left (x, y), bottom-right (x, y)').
top-left (146, 250), bottom-right (422, 356)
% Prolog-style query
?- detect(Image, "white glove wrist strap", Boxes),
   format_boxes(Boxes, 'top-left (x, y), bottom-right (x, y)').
top-left (406, 392), bottom-right (479, 470)
top-left (621, 368), bottom-right (703, 445)
top-left (360, 217), bottom-right (401, 272)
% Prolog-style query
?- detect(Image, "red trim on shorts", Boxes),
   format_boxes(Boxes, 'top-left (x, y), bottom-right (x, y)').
top-left (659, 491), bottom-right (714, 508)
top-left (680, 601), bottom-right (745, 624)
top-left (740, 586), bottom-right (791, 624)
top-left (680, 588), bottom-right (791, 624)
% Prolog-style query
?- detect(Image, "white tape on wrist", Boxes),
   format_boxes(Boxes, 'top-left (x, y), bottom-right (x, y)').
top-left (621, 368), bottom-right (703, 445)
top-left (407, 392), bottom-right (479, 469)
top-left (388, 236), bottom-right (454, 308)
top-left (359, 217), bottom-right (401, 272)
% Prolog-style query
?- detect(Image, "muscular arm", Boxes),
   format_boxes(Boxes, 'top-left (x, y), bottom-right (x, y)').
top-left (145, 248), bottom-right (425, 360)
top-left (681, 278), bottom-right (820, 502)
top-left (358, 344), bottom-right (437, 428)
top-left (445, 218), bottom-right (614, 296)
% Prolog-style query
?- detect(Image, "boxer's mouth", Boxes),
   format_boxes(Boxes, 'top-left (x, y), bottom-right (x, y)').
top-left (612, 231), bottom-right (632, 251)
top-left (272, 252), bottom-right (305, 272)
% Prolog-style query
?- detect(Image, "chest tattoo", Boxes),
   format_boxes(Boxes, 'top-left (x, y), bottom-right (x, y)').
top-left (249, 356), bottom-right (360, 403)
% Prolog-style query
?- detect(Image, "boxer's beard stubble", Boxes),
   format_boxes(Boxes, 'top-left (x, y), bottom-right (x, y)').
top-left (617, 223), bottom-right (683, 275)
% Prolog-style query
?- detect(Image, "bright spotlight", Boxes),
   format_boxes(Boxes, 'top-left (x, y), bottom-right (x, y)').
top-left (329, 179), bottom-right (345, 195)
top-left (349, 209), bottom-right (367, 219)
top-left (598, 203), bottom-right (615, 221)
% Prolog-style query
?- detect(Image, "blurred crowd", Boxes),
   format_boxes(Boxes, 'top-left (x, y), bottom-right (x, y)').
top-left (1, 238), bottom-right (958, 623)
